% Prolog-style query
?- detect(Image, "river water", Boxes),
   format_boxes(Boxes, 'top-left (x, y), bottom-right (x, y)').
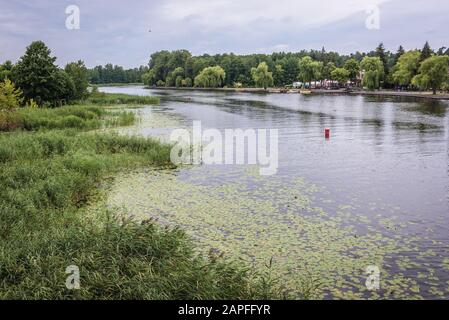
top-left (100, 86), bottom-right (449, 299)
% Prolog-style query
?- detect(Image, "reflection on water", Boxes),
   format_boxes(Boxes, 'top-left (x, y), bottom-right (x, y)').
top-left (100, 86), bottom-right (449, 299)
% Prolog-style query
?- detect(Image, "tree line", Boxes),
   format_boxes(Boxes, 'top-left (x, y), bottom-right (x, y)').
top-left (2, 40), bottom-right (449, 111)
top-left (141, 42), bottom-right (449, 93)
top-left (88, 64), bottom-right (148, 84)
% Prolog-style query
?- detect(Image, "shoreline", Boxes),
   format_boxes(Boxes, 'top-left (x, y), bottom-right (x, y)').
top-left (144, 86), bottom-right (449, 101)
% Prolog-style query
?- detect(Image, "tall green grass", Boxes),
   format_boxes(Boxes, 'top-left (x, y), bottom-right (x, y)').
top-left (0, 105), bottom-right (284, 299)
top-left (0, 105), bottom-right (137, 132)
top-left (86, 92), bottom-right (160, 105)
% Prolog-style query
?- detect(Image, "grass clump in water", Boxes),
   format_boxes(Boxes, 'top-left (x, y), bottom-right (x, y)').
top-left (86, 92), bottom-right (160, 106)
top-left (0, 105), bottom-right (104, 131)
top-left (0, 104), bottom-right (137, 132)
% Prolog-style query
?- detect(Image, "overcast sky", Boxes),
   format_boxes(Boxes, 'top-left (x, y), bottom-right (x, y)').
top-left (1, 0), bottom-right (448, 68)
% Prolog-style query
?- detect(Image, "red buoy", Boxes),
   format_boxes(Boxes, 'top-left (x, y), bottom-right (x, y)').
top-left (325, 128), bottom-right (330, 139)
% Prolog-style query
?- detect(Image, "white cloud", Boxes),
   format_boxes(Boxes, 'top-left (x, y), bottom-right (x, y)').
top-left (1, 0), bottom-right (448, 67)
top-left (158, 0), bottom-right (391, 29)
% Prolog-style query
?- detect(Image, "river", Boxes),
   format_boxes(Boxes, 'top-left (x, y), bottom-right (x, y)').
top-left (100, 86), bottom-right (449, 299)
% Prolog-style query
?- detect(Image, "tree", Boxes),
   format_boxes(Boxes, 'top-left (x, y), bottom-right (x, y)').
top-left (172, 67), bottom-right (185, 79)
top-left (54, 70), bottom-right (76, 105)
top-left (0, 79), bottom-right (23, 111)
top-left (412, 55), bottom-right (449, 94)
top-left (65, 60), bottom-right (89, 100)
top-left (392, 50), bottom-right (420, 87)
top-left (298, 56), bottom-right (322, 88)
top-left (360, 56), bottom-right (384, 90)
top-left (194, 66), bottom-right (226, 88)
top-left (331, 68), bottom-right (350, 87)
top-left (175, 76), bottom-right (183, 87)
top-left (323, 62), bottom-right (336, 80)
top-left (184, 77), bottom-right (192, 87)
top-left (419, 41), bottom-right (433, 62)
top-left (273, 64), bottom-right (285, 87)
top-left (437, 47), bottom-right (447, 56)
top-left (251, 62), bottom-right (273, 89)
top-left (0, 61), bottom-right (14, 81)
top-left (280, 56), bottom-right (299, 86)
top-left (343, 58), bottom-right (360, 83)
top-left (11, 41), bottom-right (68, 106)
top-left (395, 45), bottom-right (405, 62)
top-left (165, 74), bottom-right (175, 87)
top-left (375, 43), bottom-right (387, 68)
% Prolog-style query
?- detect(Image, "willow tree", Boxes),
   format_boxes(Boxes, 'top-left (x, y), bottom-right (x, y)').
top-left (194, 66), bottom-right (226, 88)
top-left (391, 50), bottom-right (420, 87)
top-left (251, 62), bottom-right (273, 90)
top-left (298, 56), bottom-right (323, 88)
top-left (360, 56), bottom-right (384, 90)
top-left (412, 55), bottom-right (449, 94)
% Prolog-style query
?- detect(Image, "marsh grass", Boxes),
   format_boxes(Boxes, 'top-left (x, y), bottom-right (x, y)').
top-left (0, 102), bottom-right (283, 299)
top-left (0, 105), bottom-right (138, 132)
top-left (86, 92), bottom-right (160, 106)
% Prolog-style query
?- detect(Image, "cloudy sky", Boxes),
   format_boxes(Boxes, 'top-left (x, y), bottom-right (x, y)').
top-left (1, 0), bottom-right (448, 68)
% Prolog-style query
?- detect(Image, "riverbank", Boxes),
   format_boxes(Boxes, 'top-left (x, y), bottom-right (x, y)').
top-left (147, 86), bottom-right (449, 100)
top-left (0, 94), bottom-right (281, 299)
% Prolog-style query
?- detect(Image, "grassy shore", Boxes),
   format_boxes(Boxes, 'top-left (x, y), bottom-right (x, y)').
top-left (0, 94), bottom-right (282, 299)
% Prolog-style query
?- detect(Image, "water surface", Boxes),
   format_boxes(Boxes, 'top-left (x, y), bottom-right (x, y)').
top-left (101, 86), bottom-right (449, 299)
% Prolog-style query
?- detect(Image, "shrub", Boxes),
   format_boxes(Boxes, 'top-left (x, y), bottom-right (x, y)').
top-left (0, 79), bottom-right (23, 111)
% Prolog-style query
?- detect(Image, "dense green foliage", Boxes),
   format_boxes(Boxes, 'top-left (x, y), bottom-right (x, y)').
top-left (344, 59), bottom-right (360, 83)
top-left (4, 41), bottom-right (92, 107)
top-left (251, 62), bottom-right (274, 89)
top-left (11, 41), bottom-right (75, 107)
top-left (65, 61), bottom-right (89, 100)
top-left (298, 56), bottom-right (323, 86)
top-left (391, 51), bottom-right (421, 87)
top-left (360, 57), bottom-right (385, 90)
top-left (0, 61), bottom-right (13, 81)
top-left (139, 42), bottom-right (448, 91)
top-left (412, 56), bottom-right (449, 94)
top-left (0, 79), bottom-right (23, 111)
top-left (420, 41), bottom-right (433, 62)
top-left (194, 66), bottom-right (226, 88)
top-left (331, 68), bottom-right (350, 86)
top-left (88, 64), bottom-right (148, 85)
top-left (143, 48), bottom-right (351, 88)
